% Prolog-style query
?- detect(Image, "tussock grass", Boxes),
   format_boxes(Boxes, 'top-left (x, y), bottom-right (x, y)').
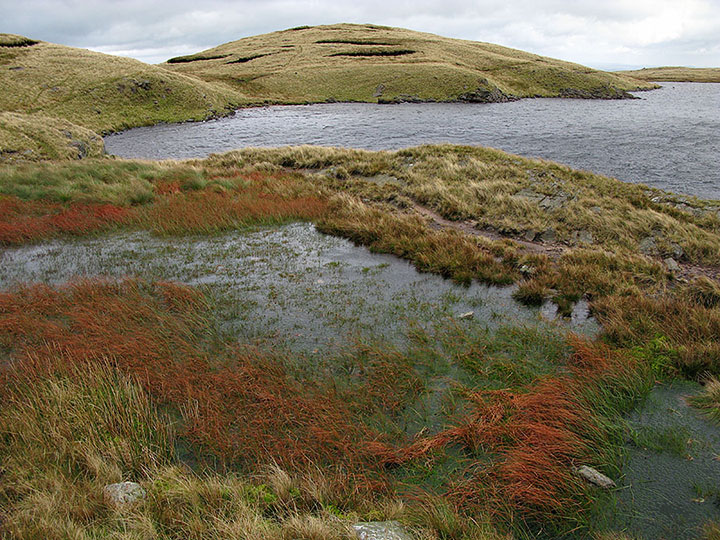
top-left (164, 23), bottom-right (654, 104)
top-left (212, 144), bottom-right (720, 266)
top-left (615, 67), bottom-right (720, 83)
top-left (318, 194), bottom-right (517, 285)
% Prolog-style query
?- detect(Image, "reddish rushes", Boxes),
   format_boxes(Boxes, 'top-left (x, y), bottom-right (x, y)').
top-left (0, 196), bottom-right (129, 245)
top-left (0, 279), bottom-right (383, 472)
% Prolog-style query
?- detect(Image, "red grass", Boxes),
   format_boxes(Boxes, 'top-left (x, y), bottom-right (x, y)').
top-left (0, 196), bottom-right (129, 245)
top-left (137, 188), bottom-right (327, 235)
top-left (0, 279), bottom-right (384, 472)
top-left (380, 338), bottom-right (635, 520)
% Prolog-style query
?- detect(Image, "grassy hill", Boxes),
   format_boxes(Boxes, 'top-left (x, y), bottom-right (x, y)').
top-left (615, 66), bottom-right (720, 83)
top-left (163, 23), bottom-right (656, 104)
top-left (0, 33), bottom-right (245, 133)
top-left (0, 111), bottom-right (104, 162)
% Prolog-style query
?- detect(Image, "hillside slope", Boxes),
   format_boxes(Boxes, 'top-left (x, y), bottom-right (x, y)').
top-left (0, 33), bottom-right (245, 133)
top-left (0, 112), bottom-right (104, 162)
top-left (615, 66), bottom-right (720, 83)
top-left (163, 23), bottom-right (656, 104)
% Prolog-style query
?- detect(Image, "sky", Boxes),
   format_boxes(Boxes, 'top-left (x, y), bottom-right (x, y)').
top-left (2, 0), bottom-right (719, 69)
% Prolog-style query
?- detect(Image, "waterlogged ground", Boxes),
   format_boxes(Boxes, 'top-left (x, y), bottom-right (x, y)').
top-left (0, 223), bottom-right (596, 354)
top-left (613, 382), bottom-right (720, 539)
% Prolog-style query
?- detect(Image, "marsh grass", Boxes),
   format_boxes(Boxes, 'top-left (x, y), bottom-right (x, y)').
top-left (1, 144), bottom-right (720, 537)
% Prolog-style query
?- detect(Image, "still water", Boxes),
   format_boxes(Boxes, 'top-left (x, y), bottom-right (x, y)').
top-left (105, 82), bottom-right (720, 199)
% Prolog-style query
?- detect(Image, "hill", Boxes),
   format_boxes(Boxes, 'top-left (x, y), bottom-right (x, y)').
top-left (615, 66), bottom-right (720, 83)
top-left (163, 23), bottom-right (656, 104)
top-left (0, 33), bottom-right (245, 133)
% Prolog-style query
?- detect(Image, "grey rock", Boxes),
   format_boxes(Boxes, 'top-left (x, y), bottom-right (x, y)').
top-left (638, 236), bottom-right (658, 255)
top-left (373, 84), bottom-right (386, 97)
top-left (572, 230), bottom-right (594, 245)
top-left (540, 229), bottom-right (556, 243)
top-left (523, 230), bottom-right (537, 242)
top-left (353, 521), bottom-right (412, 540)
top-left (668, 242), bottom-right (684, 260)
top-left (457, 311), bottom-right (474, 320)
top-left (664, 257), bottom-right (681, 272)
top-left (103, 482), bottom-right (146, 507)
top-left (576, 465), bottom-right (616, 489)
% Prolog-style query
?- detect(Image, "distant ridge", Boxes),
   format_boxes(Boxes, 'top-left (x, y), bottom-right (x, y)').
top-left (614, 66), bottom-right (720, 83)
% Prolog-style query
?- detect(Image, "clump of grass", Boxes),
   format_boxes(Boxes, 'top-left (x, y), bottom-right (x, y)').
top-left (684, 276), bottom-right (720, 308)
top-left (690, 376), bottom-right (720, 424)
top-left (512, 279), bottom-right (549, 306)
top-left (629, 425), bottom-right (691, 456)
top-left (594, 291), bottom-right (720, 376)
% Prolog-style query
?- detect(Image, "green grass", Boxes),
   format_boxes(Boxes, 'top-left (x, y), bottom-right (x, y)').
top-left (163, 23), bottom-right (656, 104)
top-left (615, 67), bottom-right (720, 83)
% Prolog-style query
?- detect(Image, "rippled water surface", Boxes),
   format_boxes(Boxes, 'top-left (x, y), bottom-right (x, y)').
top-left (106, 82), bottom-right (720, 199)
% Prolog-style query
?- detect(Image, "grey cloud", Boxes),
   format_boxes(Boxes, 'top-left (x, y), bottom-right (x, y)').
top-left (1, 0), bottom-right (718, 67)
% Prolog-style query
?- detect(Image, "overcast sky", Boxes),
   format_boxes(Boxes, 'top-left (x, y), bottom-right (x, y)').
top-left (2, 0), bottom-right (719, 69)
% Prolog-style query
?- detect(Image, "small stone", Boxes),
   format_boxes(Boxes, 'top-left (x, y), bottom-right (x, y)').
top-left (103, 482), bottom-right (146, 507)
top-left (540, 228), bottom-right (556, 243)
top-left (576, 465), bottom-right (616, 489)
top-left (523, 230), bottom-right (537, 242)
top-left (373, 84), bottom-right (386, 97)
top-left (577, 230), bottom-right (594, 244)
top-left (638, 236), bottom-right (658, 255)
top-left (457, 311), bottom-right (474, 320)
top-left (664, 257), bottom-right (680, 272)
top-left (353, 521), bottom-right (412, 540)
top-left (669, 242), bottom-right (684, 260)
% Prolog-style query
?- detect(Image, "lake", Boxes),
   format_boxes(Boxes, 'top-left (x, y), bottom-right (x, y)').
top-left (105, 82), bottom-right (720, 200)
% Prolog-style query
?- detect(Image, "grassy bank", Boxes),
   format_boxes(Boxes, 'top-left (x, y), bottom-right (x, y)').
top-left (1, 145), bottom-right (720, 538)
top-left (164, 24), bottom-right (656, 104)
top-left (615, 67), bottom-right (720, 83)
top-left (0, 111), bottom-right (104, 163)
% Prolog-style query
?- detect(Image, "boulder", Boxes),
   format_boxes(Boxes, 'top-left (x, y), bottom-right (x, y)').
top-left (103, 481), bottom-right (146, 507)
top-left (353, 521), bottom-right (412, 540)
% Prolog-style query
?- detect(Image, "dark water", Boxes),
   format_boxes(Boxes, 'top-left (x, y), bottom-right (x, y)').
top-left (614, 382), bottom-right (720, 540)
top-left (0, 223), bottom-right (596, 352)
top-left (105, 83), bottom-right (720, 200)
